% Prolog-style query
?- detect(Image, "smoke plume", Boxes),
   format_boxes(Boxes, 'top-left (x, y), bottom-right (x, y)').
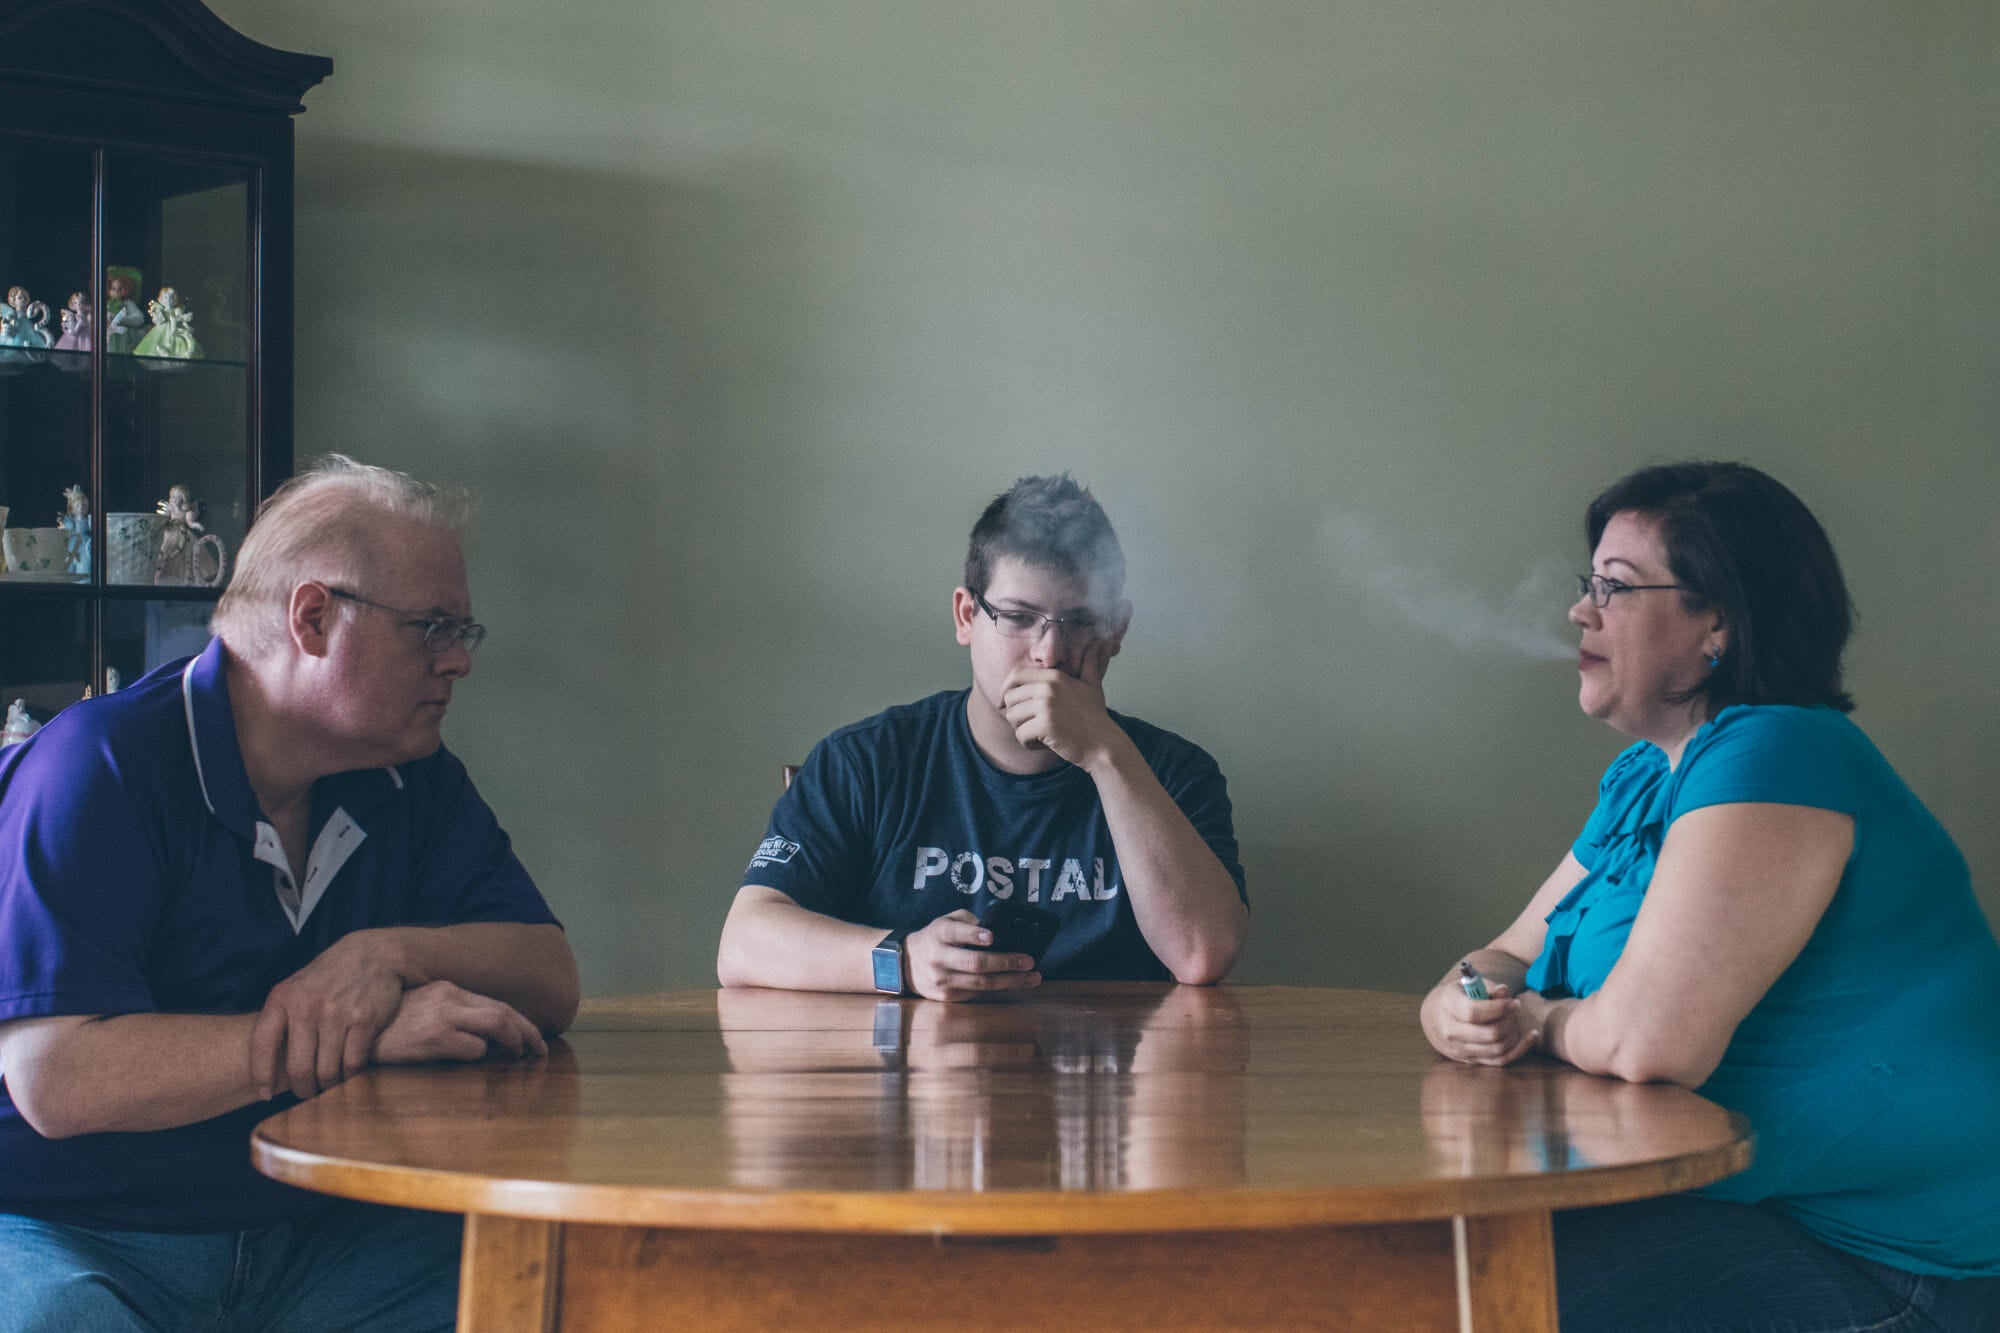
top-left (1316, 511), bottom-right (1576, 661)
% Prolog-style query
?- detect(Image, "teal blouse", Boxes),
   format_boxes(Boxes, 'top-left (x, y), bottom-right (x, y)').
top-left (1527, 705), bottom-right (2000, 1277)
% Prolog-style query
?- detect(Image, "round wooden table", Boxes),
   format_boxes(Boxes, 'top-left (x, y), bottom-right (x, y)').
top-left (252, 985), bottom-right (1750, 1330)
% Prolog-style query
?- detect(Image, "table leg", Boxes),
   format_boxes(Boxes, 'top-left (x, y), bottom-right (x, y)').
top-left (1455, 1209), bottom-right (1558, 1332)
top-left (458, 1213), bottom-right (563, 1333)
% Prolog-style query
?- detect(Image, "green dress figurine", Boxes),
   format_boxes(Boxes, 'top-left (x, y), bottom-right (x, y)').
top-left (133, 286), bottom-right (203, 362)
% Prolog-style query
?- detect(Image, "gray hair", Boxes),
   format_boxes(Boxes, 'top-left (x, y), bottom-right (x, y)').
top-left (211, 454), bottom-right (472, 657)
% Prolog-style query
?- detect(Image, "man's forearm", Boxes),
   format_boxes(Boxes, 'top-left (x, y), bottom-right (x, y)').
top-left (0, 1012), bottom-right (271, 1139)
top-left (718, 888), bottom-right (885, 992)
top-left (359, 922), bottom-right (579, 1034)
top-left (1090, 745), bottom-right (1248, 985)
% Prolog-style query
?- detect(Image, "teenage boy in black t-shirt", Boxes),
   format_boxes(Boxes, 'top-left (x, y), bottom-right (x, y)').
top-left (718, 474), bottom-right (1247, 1000)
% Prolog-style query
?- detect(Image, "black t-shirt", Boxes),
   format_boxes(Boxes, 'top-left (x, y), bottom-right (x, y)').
top-left (742, 689), bottom-right (1245, 980)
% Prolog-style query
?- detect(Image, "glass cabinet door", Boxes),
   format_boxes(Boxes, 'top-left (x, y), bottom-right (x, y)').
top-left (102, 153), bottom-right (253, 592)
top-left (1, 144), bottom-right (257, 716)
top-left (0, 137), bottom-right (96, 718)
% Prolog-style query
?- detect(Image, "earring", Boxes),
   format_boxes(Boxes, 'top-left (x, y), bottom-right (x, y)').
top-left (1706, 649), bottom-right (1722, 670)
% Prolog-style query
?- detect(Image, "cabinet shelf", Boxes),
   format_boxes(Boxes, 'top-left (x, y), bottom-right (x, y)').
top-left (0, 579), bottom-right (221, 600)
top-left (0, 351), bottom-right (252, 378)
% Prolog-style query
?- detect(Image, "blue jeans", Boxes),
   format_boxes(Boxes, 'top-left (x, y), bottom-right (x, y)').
top-left (1556, 1194), bottom-right (2000, 1332)
top-left (0, 1202), bottom-right (461, 1332)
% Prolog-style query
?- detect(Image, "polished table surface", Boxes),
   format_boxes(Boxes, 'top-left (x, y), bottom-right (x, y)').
top-left (252, 985), bottom-right (1752, 1329)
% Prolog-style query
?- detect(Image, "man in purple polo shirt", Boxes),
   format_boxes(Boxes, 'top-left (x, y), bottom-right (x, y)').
top-left (0, 456), bottom-right (578, 1331)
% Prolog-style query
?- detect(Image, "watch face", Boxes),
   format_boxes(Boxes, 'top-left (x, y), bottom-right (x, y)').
top-left (871, 943), bottom-right (903, 994)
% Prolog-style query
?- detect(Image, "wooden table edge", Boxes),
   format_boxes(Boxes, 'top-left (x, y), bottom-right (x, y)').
top-left (251, 1125), bottom-right (1750, 1234)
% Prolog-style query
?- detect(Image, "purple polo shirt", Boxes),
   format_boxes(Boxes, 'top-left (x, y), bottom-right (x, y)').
top-left (0, 638), bottom-right (559, 1232)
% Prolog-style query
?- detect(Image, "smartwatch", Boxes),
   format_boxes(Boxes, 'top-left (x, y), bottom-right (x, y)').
top-left (871, 928), bottom-right (910, 996)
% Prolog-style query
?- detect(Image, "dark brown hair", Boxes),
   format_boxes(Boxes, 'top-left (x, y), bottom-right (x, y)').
top-left (1588, 461), bottom-right (1854, 713)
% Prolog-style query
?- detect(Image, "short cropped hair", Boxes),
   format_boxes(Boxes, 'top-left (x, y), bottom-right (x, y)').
top-left (211, 455), bottom-right (472, 657)
top-left (963, 474), bottom-right (1126, 600)
top-left (1586, 461), bottom-right (1854, 713)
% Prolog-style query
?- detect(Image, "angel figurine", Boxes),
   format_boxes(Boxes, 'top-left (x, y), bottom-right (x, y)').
top-left (53, 292), bottom-right (90, 351)
top-left (105, 269), bottom-right (148, 355)
top-left (134, 287), bottom-right (203, 363)
top-left (58, 484), bottom-right (91, 575)
top-left (154, 484), bottom-right (227, 587)
top-left (0, 285), bottom-right (54, 367)
top-left (50, 290), bottom-right (92, 372)
top-left (2, 700), bottom-right (40, 747)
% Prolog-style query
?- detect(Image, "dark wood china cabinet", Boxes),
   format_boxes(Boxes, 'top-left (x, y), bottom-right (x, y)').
top-left (0, 0), bottom-right (328, 731)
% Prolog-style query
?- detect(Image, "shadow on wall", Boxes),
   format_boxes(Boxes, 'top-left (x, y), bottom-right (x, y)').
top-left (284, 134), bottom-right (1018, 993)
top-left (286, 136), bottom-right (721, 992)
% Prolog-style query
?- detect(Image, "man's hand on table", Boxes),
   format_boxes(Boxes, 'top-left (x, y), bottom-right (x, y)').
top-left (371, 980), bottom-right (546, 1066)
top-left (907, 909), bottom-right (1041, 1002)
top-left (249, 932), bottom-right (409, 1100)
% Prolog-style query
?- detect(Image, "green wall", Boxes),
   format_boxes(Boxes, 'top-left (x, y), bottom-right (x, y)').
top-left (210, 1), bottom-right (1999, 994)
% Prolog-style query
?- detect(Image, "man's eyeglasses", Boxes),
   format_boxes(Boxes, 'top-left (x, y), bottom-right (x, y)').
top-left (970, 589), bottom-right (1105, 642)
top-left (328, 587), bottom-right (487, 654)
top-left (1576, 573), bottom-right (1689, 609)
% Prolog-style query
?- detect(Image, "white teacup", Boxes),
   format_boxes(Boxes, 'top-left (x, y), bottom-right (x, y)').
top-left (2, 527), bottom-right (68, 575)
top-left (107, 512), bottom-right (167, 585)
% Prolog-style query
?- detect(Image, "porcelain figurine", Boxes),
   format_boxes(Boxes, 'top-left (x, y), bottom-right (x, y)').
top-left (134, 287), bottom-right (203, 362)
top-left (153, 484), bottom-right (228, 587)
top-left (105, 269), bottom-right (148, 355)
top-left (2, 699), bottom-right (39, 747)
top-left (0, 286), bottom-right (54, 366)
top-left (53, 292), bottom-right (91, 351)
top-left (59, 484), bottom-right (91, 575)
top-left (49, 290), bottom-right (93, 372)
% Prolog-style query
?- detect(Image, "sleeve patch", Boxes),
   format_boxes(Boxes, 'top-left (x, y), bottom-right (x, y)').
top-left (749, 836), bottom-right (801, 870)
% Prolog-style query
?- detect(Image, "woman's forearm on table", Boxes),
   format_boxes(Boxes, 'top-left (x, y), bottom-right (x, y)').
top-left (1527, 992), bottom-right (1716, 1087)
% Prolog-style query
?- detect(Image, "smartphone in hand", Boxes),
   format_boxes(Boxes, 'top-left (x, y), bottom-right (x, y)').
top-left (978, 901), bottom-right (1060, 967)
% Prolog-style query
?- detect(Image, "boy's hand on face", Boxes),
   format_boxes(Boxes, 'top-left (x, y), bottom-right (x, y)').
top-left (1000, 639), bottom-right (1128, 772)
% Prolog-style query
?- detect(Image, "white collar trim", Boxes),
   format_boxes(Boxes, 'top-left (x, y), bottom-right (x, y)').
top-left (253, 809), bottom-right (367, 933)
top-left (181, 658), bottom-right (217, 816)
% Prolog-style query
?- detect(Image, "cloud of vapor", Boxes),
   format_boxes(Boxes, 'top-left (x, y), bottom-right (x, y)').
top-left (1316, 511), bottom-right (1576, 661)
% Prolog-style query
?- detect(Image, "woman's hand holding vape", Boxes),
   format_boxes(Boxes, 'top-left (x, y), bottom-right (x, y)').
top-left (1421, 959), bottom-right (1539, 1067)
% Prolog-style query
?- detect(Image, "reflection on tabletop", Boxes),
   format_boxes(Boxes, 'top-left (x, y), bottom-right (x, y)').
top-left (1419, 1059), bottom-right (1751, 1178)
top-left (258, 986), bottom-right (1745, 1216)
top-left (716, 984), bottom-right (1249, 1193)
top-left (268, 1041), bottom-right (586, 1177)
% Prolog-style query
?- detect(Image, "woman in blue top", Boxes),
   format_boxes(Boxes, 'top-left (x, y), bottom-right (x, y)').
top-left (1420, 461), bottom-right (2000, 1331)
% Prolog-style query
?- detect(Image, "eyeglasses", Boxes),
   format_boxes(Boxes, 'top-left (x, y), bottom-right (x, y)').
top-left (970, 589), bottom-right (1106, 642)
top-left (1576, 573), bottom-right (1689, 609)
top-left (328, 587), bottom-right (487, 654)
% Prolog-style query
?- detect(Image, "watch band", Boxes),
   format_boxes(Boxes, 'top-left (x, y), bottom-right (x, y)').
top-left (870, 928), bottom-right (910, 996)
